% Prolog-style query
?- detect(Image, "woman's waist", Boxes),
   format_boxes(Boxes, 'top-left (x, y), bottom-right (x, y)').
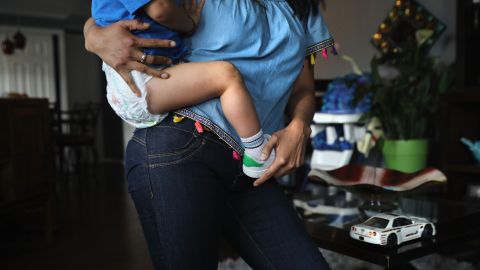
top-left (132, 112), bottom-right (233, 152)
top-left (132, 106), bottom-right (285, 155)
top-left (174, 109), bottom-right (244, 154)
top-left (180, 105), bottom-right (286, 154)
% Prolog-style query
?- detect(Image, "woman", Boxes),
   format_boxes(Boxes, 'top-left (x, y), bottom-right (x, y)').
top-left (84, 0), bottom-right (334, 269)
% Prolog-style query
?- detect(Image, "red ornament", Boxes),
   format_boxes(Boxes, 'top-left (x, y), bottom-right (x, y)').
top-left (2, 38), bottom-right (14, 55)
top-left (13, 31), bottom-right (26, 49)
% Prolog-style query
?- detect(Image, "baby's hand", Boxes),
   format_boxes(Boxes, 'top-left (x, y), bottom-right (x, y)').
top-left (184, 0), bottom-right (205, 27)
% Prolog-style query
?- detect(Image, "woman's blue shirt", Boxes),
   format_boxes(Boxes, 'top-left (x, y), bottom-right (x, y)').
top-left (181, 0), bottom-right (334, 152)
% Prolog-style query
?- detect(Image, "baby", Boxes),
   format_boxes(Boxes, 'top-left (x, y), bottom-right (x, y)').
top-left (92, 0), bottom-right (274, 178)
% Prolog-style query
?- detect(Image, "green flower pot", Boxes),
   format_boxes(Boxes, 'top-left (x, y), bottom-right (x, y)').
top-left (382, 139), bottom-right (429, 173)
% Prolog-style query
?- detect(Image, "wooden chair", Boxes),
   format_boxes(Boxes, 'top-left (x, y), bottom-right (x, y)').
top-left (53, 102), bottom-right (101, 181)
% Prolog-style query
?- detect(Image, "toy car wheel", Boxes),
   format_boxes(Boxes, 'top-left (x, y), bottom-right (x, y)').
top-left (422, 225), bottom-right (433, 239)
top-left (387, 234), bottom-right (398, 247)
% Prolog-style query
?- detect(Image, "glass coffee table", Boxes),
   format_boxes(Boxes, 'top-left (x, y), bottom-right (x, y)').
top-left (293, 187), bottom-right (480, 270)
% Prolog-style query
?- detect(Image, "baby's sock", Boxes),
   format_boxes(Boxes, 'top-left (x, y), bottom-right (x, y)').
top-left (241, 129), bottom-right (267, 161)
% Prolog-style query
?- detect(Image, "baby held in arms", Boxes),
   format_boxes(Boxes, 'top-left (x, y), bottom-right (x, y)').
top-left (91, 0), bottom-right (274, 178)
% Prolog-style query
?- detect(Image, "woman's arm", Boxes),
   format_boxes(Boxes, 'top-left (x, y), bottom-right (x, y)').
top-left (83, 18), bottom-right (175, 96)
top-left (143, 0), bottom-right (204, 33)
top-left (253, 57), bottom-right (316, 186)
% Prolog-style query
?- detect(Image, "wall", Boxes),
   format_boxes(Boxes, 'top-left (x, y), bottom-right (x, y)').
top-left (0, 0), bottom-right (89, 18)
top-left (65, 33), bottom-right (103, 109)
top-left (1, 0), bottom-right (457, 80)
top-left (316, 0), bottom-right (457, 79)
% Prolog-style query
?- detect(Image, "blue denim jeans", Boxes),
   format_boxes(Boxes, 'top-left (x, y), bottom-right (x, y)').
top-left (125, 115), bottom-right (331, 270)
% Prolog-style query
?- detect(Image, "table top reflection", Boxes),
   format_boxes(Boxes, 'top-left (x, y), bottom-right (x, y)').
top-left (294, 187), bottom-right (480, 269)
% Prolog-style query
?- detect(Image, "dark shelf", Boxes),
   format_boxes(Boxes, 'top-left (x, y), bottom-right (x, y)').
top-left (446, 164), bottom-right (480, 175)
top-left (466, 34), bottom-right (480, 40)
top-left (443, 91), bottom-right (480, 103)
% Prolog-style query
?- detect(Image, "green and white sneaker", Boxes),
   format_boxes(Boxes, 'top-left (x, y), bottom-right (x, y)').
top-left (242, 144), bottom-right (275, 178)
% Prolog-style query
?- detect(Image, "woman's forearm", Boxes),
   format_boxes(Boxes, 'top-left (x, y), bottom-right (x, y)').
top-left (288, 90), bottom-right (315, 129)
top-left (83, 17), bottom-right (97, 52)
top-left (287, 59), bottom-right (316, 129)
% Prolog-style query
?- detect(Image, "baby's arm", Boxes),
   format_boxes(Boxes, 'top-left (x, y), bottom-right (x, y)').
top-left (143, 0), bottom-right (204, 34)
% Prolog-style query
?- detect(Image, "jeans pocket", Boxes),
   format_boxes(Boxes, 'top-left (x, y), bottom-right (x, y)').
top-left (146, 125), bottom-right (206, 167)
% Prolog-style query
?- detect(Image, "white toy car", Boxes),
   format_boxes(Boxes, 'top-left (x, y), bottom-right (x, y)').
top-left (350, 213), bottom-right (436, 247)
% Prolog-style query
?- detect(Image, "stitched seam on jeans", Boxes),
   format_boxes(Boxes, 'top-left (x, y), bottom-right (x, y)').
top-left (152, 125), bottom-right (195, 135)
top-left (145, 163), bottom-right (155, 199)
top-left (142, 185), bottom-right (167, 267)
top-left (148, 138), bottom-right (206, 168)
top-left (159, 116), bottom-right (229, 149)
top-left (306, 38), bottom-right (335, 56)
top-left (145, 128), bottom-right (156, 200)
top-left (147, 137), bottom-right (197, 158)
top-left (142, 129), bottom-right (167, 266)
top-left (226, 202), bottom-right (277, 270)
top-left (175, 109), bottom-right (244, 154)
top-left (204, 134), bottom-right (232, 148)
top-left (132, 136), bottom-right (146, 146)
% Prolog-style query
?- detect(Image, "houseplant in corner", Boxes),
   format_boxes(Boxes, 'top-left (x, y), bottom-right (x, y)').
top-left (358, 30), bottom-right (454, 173)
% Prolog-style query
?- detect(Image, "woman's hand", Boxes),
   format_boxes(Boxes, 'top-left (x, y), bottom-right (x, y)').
top-left (253, 119), bottom-right (311, 187)
top-left (84, 18), bottom-right (176, 96)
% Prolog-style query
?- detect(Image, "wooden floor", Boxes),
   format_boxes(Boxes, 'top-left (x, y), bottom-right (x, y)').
top-left (0, 164), bottom-right (154, 270)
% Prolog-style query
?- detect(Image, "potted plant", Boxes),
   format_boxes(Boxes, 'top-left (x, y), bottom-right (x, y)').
top-left (357, 30), bottom-right (455, 173)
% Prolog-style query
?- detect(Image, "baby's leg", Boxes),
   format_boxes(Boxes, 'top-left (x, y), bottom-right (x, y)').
top-left (146, 61), bottom-right (260, 138)
top-left (146, 61), bottom-right (275, 178)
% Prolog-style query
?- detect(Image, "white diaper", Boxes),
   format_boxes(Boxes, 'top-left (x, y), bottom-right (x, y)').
top-left (102, 62), bottom-right (168, 128)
